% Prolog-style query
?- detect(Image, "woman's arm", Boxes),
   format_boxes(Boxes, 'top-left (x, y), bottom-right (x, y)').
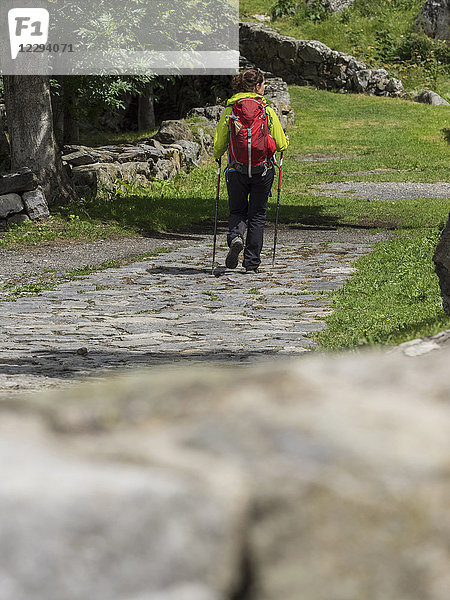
top-left (213, 107), bottom-right (231, 159)
top-left (267, 106), bottom-right (289, 152)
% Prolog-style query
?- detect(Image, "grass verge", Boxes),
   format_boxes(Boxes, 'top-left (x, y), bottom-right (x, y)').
top-left (317, 230), bottom-right (450, 350)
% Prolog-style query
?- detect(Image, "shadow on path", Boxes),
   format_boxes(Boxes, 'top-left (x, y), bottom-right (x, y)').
top-left (147, 266), bottom-right (214, 276)
top-left (0, 348), bottom-right (298, 381)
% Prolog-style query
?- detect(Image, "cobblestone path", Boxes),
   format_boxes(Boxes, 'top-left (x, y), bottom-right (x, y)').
top-left (0, 235), bottom-right (373, 393)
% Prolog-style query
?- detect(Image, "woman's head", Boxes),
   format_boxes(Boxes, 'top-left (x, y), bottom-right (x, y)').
top-left (232, 68), bottom-right (265, 94)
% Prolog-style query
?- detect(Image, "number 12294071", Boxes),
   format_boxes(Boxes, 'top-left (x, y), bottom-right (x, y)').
top-left (19, 43), bottom-right (74, 53)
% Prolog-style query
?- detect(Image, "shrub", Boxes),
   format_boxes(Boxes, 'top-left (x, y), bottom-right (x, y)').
top-left (271, 0), bottom-right (297, 20)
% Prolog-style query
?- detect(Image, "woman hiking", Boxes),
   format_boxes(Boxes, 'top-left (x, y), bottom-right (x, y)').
top-left (213, 68), bottom-right (289, 273)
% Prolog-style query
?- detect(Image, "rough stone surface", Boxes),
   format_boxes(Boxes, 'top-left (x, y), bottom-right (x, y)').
top-left (434, 213), bottom-right (450, 314)
top-left (67, 115), bottom-right (218, 198)
top-left (170, 140), bottom-right (201, 169)
top-left (239, 22), bottom-right (406, 97)
top-left (6, 213), bottom-right (30, 227)
top-left (1, 346), bottom-right (450, 600)
top-left (0, 230), bottom-right (382, 393)
top-left (156, 120), bottom-right (194, 144)
top-left (190, 105), bottom-right (224, 124)
top-left (0, 416), bottom-right (245, 600)
top-left (0, 193), bottom-right (24, 219)
top-left (391, 328), bottom-right (450, 356)
top-left (22, 187), bottom-right (50, 220)
top-left (414, 89), bottom-right (450, 105)
top-left (0, 168), bottom-right (38, 196)
top-left (416, 0), bottom-right (450, 41)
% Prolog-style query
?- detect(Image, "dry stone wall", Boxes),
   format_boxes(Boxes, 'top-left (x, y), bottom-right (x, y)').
top-left (64, 120), bottom-right (214, 200)
top-left (0, 72), bottom-right (295, 207)
top-left (0, 168), bottom-right (49, 230)
top-left (240, 22), bottom-right (405, 97)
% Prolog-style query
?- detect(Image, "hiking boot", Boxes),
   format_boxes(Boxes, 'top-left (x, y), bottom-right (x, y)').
top-left (244, 266), bottom-right (260, 273)
top-left (225, 237), bottom-right (244, 269)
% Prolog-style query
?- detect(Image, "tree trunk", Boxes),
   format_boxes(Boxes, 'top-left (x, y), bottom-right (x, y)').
top-left (137, 83), bottom-right (156, 131)
top-left (2, 75), bottom-right (76, 206)
top-left (63, 77), bottom-right (80, 145)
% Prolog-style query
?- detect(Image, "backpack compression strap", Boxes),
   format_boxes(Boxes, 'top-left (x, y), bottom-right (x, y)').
top-left (248, 126), bottom-right (252, 178)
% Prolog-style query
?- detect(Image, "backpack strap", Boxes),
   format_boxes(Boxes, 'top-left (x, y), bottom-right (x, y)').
top-left (248, 126), bottom-right (252, 178)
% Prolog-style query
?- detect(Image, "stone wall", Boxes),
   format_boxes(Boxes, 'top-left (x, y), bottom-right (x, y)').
top-left (239, 22), bottom-right (405, 97)
top-left (0, 168), bottom-right (50, 230)
top-left (65, 123), bottom-right (213, 200)
top-left (1, 347), bottom-right (450, 600)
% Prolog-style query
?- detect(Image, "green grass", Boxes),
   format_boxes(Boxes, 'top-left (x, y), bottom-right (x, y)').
top-left (74, 166), bottom-right (227, 233)
top-left (0, 215), bottom-right (131, 249)
top-left (48, 87), bottom-right (449, 237)
top-left (270, 87), bottom-right (449, 231)
top-left (317, 230), bottom-right (450, 350)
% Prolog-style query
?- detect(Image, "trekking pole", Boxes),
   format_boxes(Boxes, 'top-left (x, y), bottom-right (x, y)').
top-left (211, 157), bottom-right (221, 275)
top-left (272, 151), bottom-right (283, 267)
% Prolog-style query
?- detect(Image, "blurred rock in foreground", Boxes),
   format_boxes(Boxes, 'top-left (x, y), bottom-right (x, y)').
top-left (434, 212), bottom-right (450, 314)
top-left (1, 348), bottom-right (450, 600)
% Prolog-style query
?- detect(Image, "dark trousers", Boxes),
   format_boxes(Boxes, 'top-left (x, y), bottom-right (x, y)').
top-left (226, 167), bottom-right (275, 269)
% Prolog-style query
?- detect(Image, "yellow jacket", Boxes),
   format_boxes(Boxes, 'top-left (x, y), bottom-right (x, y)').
top-left (213, 92), bottom-right (289, 160)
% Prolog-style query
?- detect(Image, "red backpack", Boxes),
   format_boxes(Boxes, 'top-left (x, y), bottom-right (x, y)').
top-left (228, 97), bottom-right (277, 177)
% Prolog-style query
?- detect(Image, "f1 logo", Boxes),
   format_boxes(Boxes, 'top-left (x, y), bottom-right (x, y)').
top-left (8, 8), bottom-right (49, 59)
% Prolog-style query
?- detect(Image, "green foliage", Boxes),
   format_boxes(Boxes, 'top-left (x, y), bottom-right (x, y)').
top-left (271, 0), bottom-right (296, 21)
top-left (301, 0), bottom-right (328, 23)
top-left (0, 215), bottom-right (128, 249)
top-left (272, 0), bottom-right (329, 23)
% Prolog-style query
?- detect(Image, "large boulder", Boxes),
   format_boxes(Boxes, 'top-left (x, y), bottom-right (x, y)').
top-left (22, 187), bottom-right (50, 220)
top-left (0, 193), bottom-right (23, 219)
top-left (0, 168), bottom-right (38, 195)
top-left (434, 213), bottom-right (450, 314)
top-left (414, 89), bottom-right (450, 105)
top-left (2, 348), bottom-right (450, 600)
top-left (416, 0), bottom-right (450, 41)
top-left (155, 120), bottom-right (194, 144)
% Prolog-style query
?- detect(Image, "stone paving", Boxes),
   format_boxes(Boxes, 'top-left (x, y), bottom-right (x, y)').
top-left (0, 234), bottom-right (374, 394)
